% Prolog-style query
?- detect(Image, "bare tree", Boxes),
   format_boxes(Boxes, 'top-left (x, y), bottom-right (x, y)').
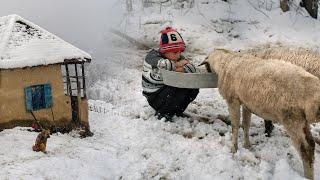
top-left (300, 0), bottom-right (318, 18)
top-left (142, 0), bottom-right (152, 7)
top-left (126, 0), bottom-right (133, 12)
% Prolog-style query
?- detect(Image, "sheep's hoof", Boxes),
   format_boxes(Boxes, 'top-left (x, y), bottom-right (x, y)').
top-left (244, 142), bottom-right (251, 149)
top-left (264, 120), bottom-right (274, 137)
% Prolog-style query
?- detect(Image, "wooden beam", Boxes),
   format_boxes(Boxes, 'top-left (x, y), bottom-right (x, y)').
top-left (75, 64), bottom-right (79, 97)
top-left (81, 63), bottom-right (87, 98)
top-left (65, 64), bottom-right (72, 97)
top-left (64, 58), bottom-right (91, 64)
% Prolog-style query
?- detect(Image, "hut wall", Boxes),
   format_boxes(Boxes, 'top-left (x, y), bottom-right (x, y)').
top-left (0, 64), bottom-right (73, 129)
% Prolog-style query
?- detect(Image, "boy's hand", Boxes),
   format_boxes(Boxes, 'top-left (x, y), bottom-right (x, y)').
top-left (175, 60), bottom-right (189, 67)
top-left (175, 59), bottom-right (189, 72)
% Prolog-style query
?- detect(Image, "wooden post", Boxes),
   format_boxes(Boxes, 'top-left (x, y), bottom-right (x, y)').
top-left (65, 64), bottom-right (72, 96)
top-left (81, 63), bottom-right (86, 98)
top-left (77, 81), bottom-right (81, 124)
top-left (75, 63), bottom-right (79, 96)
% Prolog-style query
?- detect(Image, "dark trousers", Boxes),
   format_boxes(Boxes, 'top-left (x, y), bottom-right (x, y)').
top-left (143, 86), bottom-right (199, 115)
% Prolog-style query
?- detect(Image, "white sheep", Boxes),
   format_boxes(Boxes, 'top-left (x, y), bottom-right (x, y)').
top-left (241, 46), bottom-right (320, 137)
top-left (203, 49), bottom-right (320, 179)
top-left (243, 45), bottom-right (320, 78)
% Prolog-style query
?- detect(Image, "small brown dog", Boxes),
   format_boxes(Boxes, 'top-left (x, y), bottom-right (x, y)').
top-left (32, 129), bottom-right (50, 153)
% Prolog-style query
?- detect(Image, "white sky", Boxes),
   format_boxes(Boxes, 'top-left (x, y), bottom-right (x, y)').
top-left (0, 0), bottom-right (124, 61)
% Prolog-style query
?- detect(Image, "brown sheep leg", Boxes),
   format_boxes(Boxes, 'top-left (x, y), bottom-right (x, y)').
top-left (283, 120), bottom-right (315, 180)
top-left (242, 106), bottom-right (251, 149)
top-left (228, 100), bottom-right (241, 153)
top-left (264, 120), bottom-right (274, 137)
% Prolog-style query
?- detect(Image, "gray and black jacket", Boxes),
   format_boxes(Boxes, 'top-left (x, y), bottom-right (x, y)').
top-left (142, 49), bottom-right (196, 95)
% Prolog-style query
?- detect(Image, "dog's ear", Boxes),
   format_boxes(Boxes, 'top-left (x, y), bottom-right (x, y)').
top-left (40, 130), bottom-right (46, 135)
top-left (46, 130), bottom-right (51, 137)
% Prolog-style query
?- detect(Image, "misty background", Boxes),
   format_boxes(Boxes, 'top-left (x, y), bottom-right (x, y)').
top-left (0, 0), bottom-right (125, 62)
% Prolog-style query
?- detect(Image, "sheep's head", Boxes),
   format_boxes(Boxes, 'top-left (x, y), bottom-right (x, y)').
top-left (200, 49), bottom-right (232, 74)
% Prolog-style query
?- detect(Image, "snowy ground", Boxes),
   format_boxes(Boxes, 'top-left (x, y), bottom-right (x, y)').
top-left (1, 0), bottom-right (320, 179)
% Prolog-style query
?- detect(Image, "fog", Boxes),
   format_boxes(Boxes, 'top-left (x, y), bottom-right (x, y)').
top-left (0, 0), bottom-right (124, 61)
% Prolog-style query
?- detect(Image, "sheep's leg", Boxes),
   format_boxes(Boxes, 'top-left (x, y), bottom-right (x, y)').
top-left (242, 106), bottom-right (251, 149)
top-left (228, 100), bottom-right (241, 153)
top-left (283, 120), bottom-right (315, 180)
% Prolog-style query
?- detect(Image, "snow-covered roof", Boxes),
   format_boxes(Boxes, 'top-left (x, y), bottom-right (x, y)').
top-left (0, 14), bottom-right (92, 69)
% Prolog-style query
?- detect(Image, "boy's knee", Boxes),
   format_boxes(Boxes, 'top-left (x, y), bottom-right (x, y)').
top-left (183, 63), bottom-right (197, 73)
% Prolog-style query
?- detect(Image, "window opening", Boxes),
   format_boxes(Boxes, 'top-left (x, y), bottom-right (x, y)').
top-left (61, 62), bottom-right (86, 98)
top-left (25, 84), bottom-right (53, 111)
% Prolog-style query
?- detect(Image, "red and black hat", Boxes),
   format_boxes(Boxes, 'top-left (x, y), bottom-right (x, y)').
top-left (159, 27), bottom-right (186, 54)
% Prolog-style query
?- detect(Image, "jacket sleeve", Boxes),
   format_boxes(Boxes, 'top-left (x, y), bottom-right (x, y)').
top-left (145, 49), bottom-right (176, 71)
top-left (183, 63), bottom-right (197, 73)
top-left (145, 49), bottom-right (163, 68)
top-left (157, 58), bottom-right (176, 71)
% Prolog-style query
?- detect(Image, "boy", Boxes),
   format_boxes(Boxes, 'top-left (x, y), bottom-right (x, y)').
top-left (142, 27), bottom-right (199, 122)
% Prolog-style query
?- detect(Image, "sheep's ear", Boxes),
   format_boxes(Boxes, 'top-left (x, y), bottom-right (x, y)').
top-left (198, 61), bottom-right (207, 66)
top-left (198, 59), bottom-right (212, 73)
top-left (198, 56), bottom-right (209, 66)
